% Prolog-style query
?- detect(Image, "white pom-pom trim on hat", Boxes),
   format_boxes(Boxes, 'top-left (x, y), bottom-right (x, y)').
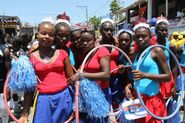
top-left (133, 23), bottom-right (150, 32)
top-left (101, 18), bottom-right (115, 25)
top-left (55, 19), bottom-right (71, 27)
top-left (117, 29), bottom-right (134, 37)
top-left (156, 19), bottom-right (169, 25)
top-left (41, 17), bottom-right (54, 24)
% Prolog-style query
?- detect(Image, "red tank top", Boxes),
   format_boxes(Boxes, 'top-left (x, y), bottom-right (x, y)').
top-left (30, 50), bottom-right (68, 94)
top-left (84, 47), bottom-right (110, 89)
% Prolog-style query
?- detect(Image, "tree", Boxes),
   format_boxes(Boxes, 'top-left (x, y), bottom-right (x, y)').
top-left (110, 0), bottom-right (123, 22)
top-left (89, 16), bottom-right (101, 31)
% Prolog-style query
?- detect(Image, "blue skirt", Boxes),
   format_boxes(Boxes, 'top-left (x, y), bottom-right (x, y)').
top-left (33, 88), bottom-right (73, 123)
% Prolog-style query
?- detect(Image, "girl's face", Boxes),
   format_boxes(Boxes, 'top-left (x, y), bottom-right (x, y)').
top-left (118, 32), bottom-right (132, 50)
top-left (38, 23), bottom-right (54, 47)
top-left (55, 26), bottom-right (70, 48)
top-left (135, 27), bottom-right (151, 51)
top-left (71, 30), bottom-right (81, 48)
top-left (79, 32), bottom-right (95, 54)
top-left (156, 23), bottom-right (168, 39)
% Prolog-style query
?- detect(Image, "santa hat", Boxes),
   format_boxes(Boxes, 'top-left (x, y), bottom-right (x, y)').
top-left (41, 17), bottom-right (54, 24)
top-left (117, 29), bottom-right (133, 38)
top-left (156, 17), bottom-right (169, 25)
top-left (133, 23), bottom-right (150, 32)
top-left (55, 19), bottom-right (71, 27)
top-left (100, 18), bottom-right (115, 25)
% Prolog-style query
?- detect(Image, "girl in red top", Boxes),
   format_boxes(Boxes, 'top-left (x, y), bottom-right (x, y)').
top-left (69, 30), bottom-right (111, 123)
top-left (19, 19), bottom-right (74, 123)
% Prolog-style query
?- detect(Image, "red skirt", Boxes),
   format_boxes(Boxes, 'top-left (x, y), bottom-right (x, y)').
top-left (132, 90), bottom-right (167, 123)
top-left (159, 73), bottom-right (174, 99)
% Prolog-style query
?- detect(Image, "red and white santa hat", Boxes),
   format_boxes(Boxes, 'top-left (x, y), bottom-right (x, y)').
top-left (100, 18), bottom-right (115, 26)
top-left (133, 23), bottom-right (150, 32)
top-left (156, 16), bottom-right (169, 25)
top-left (54, 19), bottom-right (71, 27)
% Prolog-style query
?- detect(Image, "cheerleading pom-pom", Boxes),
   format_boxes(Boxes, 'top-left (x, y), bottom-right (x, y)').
top-left (8, 55), bottom-right (37, 92)
top-left (76, 77), bottom-right (110, 118)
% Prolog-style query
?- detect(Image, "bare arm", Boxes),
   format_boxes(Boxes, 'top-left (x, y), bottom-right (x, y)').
top-left (81, 56), bottom-right (110, 80)
top-left (133, 47), bottom-right (171, 82)
top-left (4, 48), bottom-right (11, 100)
top-left (4, 48), bottom-right (11, 72)
top-left (64, 57), bottom-right (74, 79)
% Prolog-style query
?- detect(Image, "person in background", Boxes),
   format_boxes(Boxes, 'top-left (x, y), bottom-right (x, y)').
top-left (0, 28), bottom-right (11, 123)
top-left (69, 25), bottom-right (83, 69)
top-left (155, 17), bottom-right (178, 99)
top-left (117, 29), bottom-right (135, 123)
top-left (54, 19), bottom-right (76, 67)
top-left (19, 18), bottom-right (74, 123)
top-left (97, 18), bottom-right (121, 110)
top-left (170, 32), bottom-right (179, 45)
top-left (10, 36), bottom-right (25, 114)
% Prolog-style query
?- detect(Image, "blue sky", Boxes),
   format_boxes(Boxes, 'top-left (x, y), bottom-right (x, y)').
top-left (0, 0), bottom-right (124, 25)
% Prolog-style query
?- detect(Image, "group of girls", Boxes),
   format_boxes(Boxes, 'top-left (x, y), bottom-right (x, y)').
top-left (13, 16), bottom-right (184, 123)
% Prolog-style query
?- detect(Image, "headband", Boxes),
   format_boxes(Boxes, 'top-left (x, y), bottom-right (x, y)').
top-left (55, 19), bottom-right (71, 27)
top-left (101, 18), bottom-right (115, 25)
top-left (117, 29), bottom-right (134, 38)
top-left (156, 17), bottom-right (169, 25)
top-left (133, 23), bottom-right (150, 32)
top-left (41, 17), bottom-right (54, 24)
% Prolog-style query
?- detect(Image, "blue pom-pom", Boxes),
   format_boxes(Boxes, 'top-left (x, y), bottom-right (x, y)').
top-left (76, 78), bottom-right (110, 118)
top-left (9, 55), bottom-right (37, 92)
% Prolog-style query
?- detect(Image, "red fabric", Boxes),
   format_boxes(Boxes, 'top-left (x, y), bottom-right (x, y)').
top-left (30, 50), bottom-right (69, 94)
top-left (66, 40), bottom-right (72, 47)
top-left (139, 6), bottom-right (147, 15)
top-left (133, 91), bottom-right (167, 123)
top-left (159, 73), bottom-right (175, 99)
top-left (150, 36), bottom-right (157, 45)
top-left (110, 48), bottom-right (119, 76)
top-left (144, 93), bottom-right (167, 123)
top-left (84, 47), bottom-right (110, 89)
top-left (181, 66), bottom-right (185, 74)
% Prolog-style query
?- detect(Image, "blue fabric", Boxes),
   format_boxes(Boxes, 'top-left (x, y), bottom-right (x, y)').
top-left (77, 78), bottom-right (110, 118)
top-left (180, 45), bottom-right (185, 66)
top-left (85, 88), bottom-right (111, 123)
top-left (176, 74), bottom-right (185, 91)
top-left (164, 40), bottom-right (171, 68)
top-left (166, 98), bottom-right (181, 123)
top-left (68, 48), bottom-right (75, 66)
top-left (9, 55), bottom-right (37, 92)
top-left (33, 88), bottom-right (73, 123)
top-left (102, 87), bottom-right (112, 105)
top-left (133, 50), bottom-right (160, 96)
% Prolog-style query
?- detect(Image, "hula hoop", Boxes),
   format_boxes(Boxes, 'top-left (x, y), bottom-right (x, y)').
top-left (135, 44), bottom-right (184, 120)
top-left (79, 44), bottom-right (133, 119)
top-left (3, 72), bottom-right (19, 123)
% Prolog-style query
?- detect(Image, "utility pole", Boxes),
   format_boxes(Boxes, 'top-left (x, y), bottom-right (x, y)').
top-left (77, 5), bottom-right (88, 23)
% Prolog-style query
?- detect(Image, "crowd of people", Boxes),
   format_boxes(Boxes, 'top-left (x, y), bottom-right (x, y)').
top-left (0, 14), bottom-right (184, 123)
